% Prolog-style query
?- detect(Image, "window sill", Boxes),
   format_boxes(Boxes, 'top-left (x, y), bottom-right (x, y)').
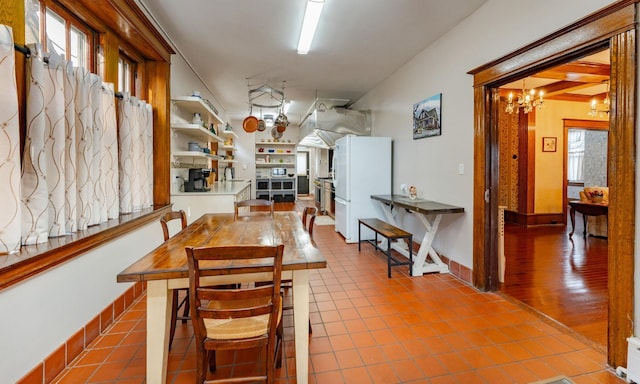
top-left (0, 205), bottom-right (172, 291)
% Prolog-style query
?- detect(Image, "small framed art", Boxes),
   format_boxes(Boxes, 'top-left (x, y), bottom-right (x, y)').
top-left (542, 137), bottom-right (557, 152)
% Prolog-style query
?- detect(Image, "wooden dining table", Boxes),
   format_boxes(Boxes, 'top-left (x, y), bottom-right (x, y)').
top-left (117, 211), bottom-right (327, 384)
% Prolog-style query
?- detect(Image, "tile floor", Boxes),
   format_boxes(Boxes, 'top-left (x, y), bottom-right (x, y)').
top-left (52, 223), bottom-right (624, 383)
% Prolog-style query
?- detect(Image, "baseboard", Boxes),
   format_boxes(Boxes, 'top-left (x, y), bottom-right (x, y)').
top-left (409, 241), bottom-right (472, 284)
top-left (17, 282), bottom-right (146, 384)
top-left (505, 210), bottom-right (565, 226)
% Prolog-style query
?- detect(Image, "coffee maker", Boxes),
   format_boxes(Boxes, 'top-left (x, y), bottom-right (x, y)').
top-left (184, 168), bottom-right (210, 192)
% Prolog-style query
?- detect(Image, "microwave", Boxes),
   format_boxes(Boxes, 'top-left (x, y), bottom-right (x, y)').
top-left (272, 167), bottom-right (286, 177)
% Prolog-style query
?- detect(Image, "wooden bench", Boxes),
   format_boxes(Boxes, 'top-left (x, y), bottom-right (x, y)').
top-left (358, 218), bottom-right (413, 278)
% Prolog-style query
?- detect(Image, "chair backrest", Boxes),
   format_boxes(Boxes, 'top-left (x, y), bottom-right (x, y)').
top-left (234, 199), bottom-right (274, 219)
top-left (185, 244), bottom-right (284, 342)
top-left (160, 210), bottom-right (187, 241)
top-left (302, 206), bottom-right (317, 239)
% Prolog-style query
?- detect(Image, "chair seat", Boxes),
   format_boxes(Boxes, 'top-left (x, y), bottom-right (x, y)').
top-left (204, 299), bottom-right (282, 340)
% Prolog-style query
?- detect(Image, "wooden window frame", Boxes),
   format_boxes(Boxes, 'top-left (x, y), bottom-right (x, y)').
top-left (39, 0), bottom-right (95, 71)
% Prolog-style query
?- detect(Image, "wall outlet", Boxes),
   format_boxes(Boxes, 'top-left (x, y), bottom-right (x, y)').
top-left (400, 184), bottom-right (407, 193)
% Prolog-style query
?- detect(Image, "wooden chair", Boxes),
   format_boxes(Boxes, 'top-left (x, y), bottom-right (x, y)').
top-left (234, 199), bottom-right (274, 219)
top-left (302, 206), bottom-right (317, 240)
top-left (186, 244), bottom-right (284, 384)
top-left (159, 210), bottom-right (189, 350)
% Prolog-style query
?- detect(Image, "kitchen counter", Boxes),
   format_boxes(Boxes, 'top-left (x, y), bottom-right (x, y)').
top-left (171, 179), bottom-right (251, 196)
top-left (171, 180), bottom-right (251, 222)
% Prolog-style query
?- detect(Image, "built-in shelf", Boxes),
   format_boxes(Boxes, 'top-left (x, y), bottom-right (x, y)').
top-left (171, 123), bottom-right (224, 143)
top-left (173, 150), bottom-right (222, 160)
top-left (220, 130), bottom-right (238, 139)
top-left (255, 141), bottom-right (295, 146)
top-left (173, 96), bottom-right (224, 125)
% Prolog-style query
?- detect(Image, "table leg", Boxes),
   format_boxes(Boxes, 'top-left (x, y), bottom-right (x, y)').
top-left (146, 280), bottom-right (173, 384)
top-left (411, 214), bottom-right (448, 275)
top-left (582, 213), bottom-right (587, 238)
top-left (293, 269), bottom-right (310, 384)
top-left (569, 206), bottom-right (576, 238)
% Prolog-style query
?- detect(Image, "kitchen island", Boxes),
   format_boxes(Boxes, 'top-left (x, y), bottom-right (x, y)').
top-left (171, 179), bottom-right (251, 223)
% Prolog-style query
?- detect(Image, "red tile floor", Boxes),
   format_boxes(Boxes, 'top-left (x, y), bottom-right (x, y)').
top-left (52, 221), bottom-right (624, 383)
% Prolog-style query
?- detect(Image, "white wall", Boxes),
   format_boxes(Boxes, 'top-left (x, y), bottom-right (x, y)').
top-left (0, 222), bottom-right (162, 383)
top-left (354, 0), bottom-right (616, 269)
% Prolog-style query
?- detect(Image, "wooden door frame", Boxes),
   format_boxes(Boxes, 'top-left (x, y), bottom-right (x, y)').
top-left (468, 1), bottom-right (636, 368)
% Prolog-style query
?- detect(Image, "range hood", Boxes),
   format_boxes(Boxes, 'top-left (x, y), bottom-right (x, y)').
top-left (298, 98), bottom-right (371, 148)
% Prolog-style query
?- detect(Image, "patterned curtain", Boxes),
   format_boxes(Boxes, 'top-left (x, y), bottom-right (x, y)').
top-left (118, 96), bottom-right (153, 213)
top-left (43, 53), bottom-right (66, 237)
top-left (101, 84), bottom-right (119, 220)
top-left (63, 61), bottom-right (78, 233)
top-left (3, 31), bottom-right (148, 250)
top-left (22, 44), bottom-right (49, 245)
top-left (0, 26), bottom-right (21, 253)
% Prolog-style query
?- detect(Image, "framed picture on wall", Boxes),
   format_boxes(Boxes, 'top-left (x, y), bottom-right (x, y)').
top-left (412, 93), bottom-right (442, 139)
top-left (542, 137), bottom-right (557, 152)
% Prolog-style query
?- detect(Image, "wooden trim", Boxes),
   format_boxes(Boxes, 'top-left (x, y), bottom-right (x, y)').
top-left (563, 119), bottom-right (609, 130)
top-left (0, 206), bottom-right (171, 291)
top-left (607, 27), bottom-right (636, 367)
top-left (504, 211), bottom-right (566, 226)
top-left (468, 1), bottom-right (635, 85)
top-left (472, 1), bottom-right (637, 368)
top-left (146, 61), bottom-right (172, 206)
top-left (57, 0), bottom-right (174, 61)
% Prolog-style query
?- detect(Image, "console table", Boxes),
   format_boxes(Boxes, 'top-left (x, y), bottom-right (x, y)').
top-left (568, 200), bottom-right (608, 238)
top-left (371, 194), bottom-right (464, 276)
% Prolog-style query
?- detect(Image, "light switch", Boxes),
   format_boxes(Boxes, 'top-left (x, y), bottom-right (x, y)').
top-left (458, 164), bottom-right (464, 175)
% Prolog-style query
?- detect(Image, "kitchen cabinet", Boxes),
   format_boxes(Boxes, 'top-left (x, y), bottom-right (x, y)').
top-left (255, 139), bottom-right (297, 201)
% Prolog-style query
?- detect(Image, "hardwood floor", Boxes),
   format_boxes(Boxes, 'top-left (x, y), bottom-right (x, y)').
top-left (502, 217), bottom-right (608, 347)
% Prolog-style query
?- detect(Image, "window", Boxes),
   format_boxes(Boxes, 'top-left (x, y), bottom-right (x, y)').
top-left (567, 129), bottom-right (585, 183)
top-left (26, 0), bottom-right (94, 69)
top-left (118, 53), bottom-right (137, 95)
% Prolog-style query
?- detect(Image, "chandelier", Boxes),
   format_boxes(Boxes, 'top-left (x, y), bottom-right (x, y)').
top-left (505, 80), bottom-right (544, 114)
top-left (588, 80), bottom-right (610, 117)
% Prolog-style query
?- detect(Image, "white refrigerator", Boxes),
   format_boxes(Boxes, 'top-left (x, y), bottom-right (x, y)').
top-left (332, 135), bottom-right (392, 243)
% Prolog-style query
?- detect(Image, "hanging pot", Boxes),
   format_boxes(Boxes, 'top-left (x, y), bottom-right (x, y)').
top-left (276, 123), bottom-right (286, 133)
top-left (257, 119), bottom-right (266, 131)
top-left (271, 127), bottom-right (283, 140)
top-left (242, 116), bottom-right (258, 133)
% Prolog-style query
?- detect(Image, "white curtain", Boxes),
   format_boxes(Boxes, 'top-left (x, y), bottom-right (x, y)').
top-left (119, 96), bottom-right (153, 213)
top-left (567, 130), bottom-right (585, 182)
top-left (0, 26), bottom-right (21, 253)
top-left (102, 84), bottom-right (119, 220)
top-left (63, 61), bottom-right (78, 233)
top-left (0, 31), bottom-right (151, 251)
top-left (43, 53), bottom-right (66, 237)
top-left (22, 44), bottom-right (49, 245)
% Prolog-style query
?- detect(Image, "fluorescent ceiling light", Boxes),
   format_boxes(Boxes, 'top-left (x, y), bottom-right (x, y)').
top-left (297, 0), bottom-right (325, 54)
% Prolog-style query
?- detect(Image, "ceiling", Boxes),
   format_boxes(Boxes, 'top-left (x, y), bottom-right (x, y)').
top-left (136, 0), bottom-right (489, 126)
top-left (500, 49), bottom-right (611, 105)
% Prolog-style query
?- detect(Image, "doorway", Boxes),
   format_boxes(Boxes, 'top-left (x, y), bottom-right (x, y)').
top-left (297, 151), bottom-right (310, 195)
top-left (495, 53), bottom-right (611, 346)
top-left (469, 1), bottom-right (636, 368)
